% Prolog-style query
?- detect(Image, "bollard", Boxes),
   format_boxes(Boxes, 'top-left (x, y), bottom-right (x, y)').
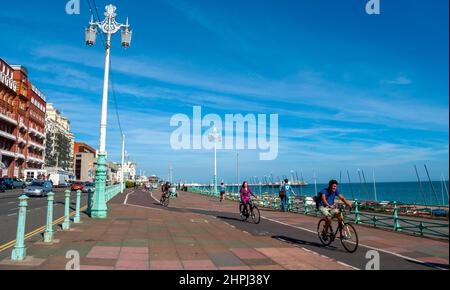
top-left (354, 200), bottom-right (361, 224)
top-left (11, 195), bottom-right (29, 261)
top-left (74, 190), bottom-right (82, 224)
top-left (393, 201), bottom-right (402, 231)
top-left (62, 190), bottom-right (71, 230)
top-left (87, 189), bottom-right (93, 216)
top-left (44, 192), bottom-right (55, 243)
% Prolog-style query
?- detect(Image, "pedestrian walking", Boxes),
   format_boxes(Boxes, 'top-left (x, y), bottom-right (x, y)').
top-left (279, 179), bottom-right (296, 212)
top-left (219, 183), bottom-right (226, 202)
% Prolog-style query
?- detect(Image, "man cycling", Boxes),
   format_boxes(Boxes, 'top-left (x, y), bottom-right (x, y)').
top-left (319, 180), bottom-right (353, 238)
top-left (240, 181), bottom-right (257, 215)
top-left (161, 182), bottom-right (170, 198)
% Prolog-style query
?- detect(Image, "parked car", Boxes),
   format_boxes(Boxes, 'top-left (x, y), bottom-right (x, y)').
top-left (24, 181), bottom-right (53, 197)
top-left (82, 182), bottom-right (95, 193)
top-left (25, 178), bottom-right (35, 187)
top-left (0, 183), bottom-right (6, 193)
top-left (71, 182), bottom-right (84, 192)
top-left (0, 178), bottom-right (26, 189)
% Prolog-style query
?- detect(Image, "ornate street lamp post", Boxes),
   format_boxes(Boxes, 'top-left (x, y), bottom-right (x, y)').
top-left (85, 4), bottom-right (132, 219)
top-left (209, 127), bottom-right (222, 197)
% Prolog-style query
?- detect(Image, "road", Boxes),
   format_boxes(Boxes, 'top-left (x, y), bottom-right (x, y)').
top-left (120, 189), bottom-right (448, 270)
top-left (0, 188), bottom-right (89, 260)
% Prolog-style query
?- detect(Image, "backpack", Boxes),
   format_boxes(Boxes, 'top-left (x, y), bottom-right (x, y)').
top-left (279, 185), bottom-right (286, 198)
top-left (313, 192), bottom-right (323, 210)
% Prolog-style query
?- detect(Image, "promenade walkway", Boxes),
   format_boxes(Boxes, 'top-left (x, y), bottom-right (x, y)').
top-left (0, 190), bottom-right (350, 270)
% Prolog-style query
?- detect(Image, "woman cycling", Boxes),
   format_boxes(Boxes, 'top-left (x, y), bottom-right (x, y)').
top-left (240, 181), bottom-right (257, 215)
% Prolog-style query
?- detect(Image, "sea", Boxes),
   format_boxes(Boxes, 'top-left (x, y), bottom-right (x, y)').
top-left (198, 181), bottom-right (449, 206)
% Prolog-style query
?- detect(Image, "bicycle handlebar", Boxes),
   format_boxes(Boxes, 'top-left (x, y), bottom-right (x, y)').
top-left (327, 204), bottom-right (353, 215)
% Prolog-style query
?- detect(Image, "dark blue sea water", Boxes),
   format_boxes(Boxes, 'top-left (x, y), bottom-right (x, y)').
top-left (199, 181), bottom-right (449, 206)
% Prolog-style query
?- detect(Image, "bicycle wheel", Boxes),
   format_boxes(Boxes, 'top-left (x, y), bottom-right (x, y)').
top-left (317, 219), bottom-right (334, 246)
top-left (340, 223), bottom-right (359, 253)
top-left (239, 204), bottom-right (248, 221)
top-left (163, 197), bottom-right (170, 207)
top-left (251, 206), bottom-right (261, 224)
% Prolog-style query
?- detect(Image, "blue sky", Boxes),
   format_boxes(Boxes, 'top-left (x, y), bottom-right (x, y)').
top-left (0, 0), bottom-right (448, 183)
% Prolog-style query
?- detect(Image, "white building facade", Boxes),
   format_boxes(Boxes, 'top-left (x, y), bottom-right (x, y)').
top-left (117, 161), bottom-right (136, 182)
top-left (45, 103), bottom-right (75, 173)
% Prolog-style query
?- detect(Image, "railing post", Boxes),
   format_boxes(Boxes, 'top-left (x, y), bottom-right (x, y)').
top-left (62, 190), bottom-right (71, 230)
top-left (11, 195), bottom-right (29, 261)
top-left (354, 200), bottom-right (361, 224)
top-left (394, 201), bottom-right (402, 232)
top-left (44, 192), bottom-right (55, 243)
top-left (74, 190), bottom-right (82, 224)
top-left (304, 198), bottom-right (309, 215)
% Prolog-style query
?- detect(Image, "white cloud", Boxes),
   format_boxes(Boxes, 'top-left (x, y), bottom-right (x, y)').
top-left (381, 76), bottom-right (413, 85)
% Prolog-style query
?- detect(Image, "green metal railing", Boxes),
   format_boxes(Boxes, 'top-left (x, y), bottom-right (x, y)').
top-left (87, 183), bottom-right (126, 215)
top-left (189, 188), bottom-right (449, 239)
top-left (105, 184), bottom-right (123, 203)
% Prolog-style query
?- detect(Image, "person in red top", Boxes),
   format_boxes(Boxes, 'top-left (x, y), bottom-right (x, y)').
top-left (240, 181), bottom-right (257, 215)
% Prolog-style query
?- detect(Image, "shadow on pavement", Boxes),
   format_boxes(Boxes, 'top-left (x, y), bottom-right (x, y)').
top-left (216, 215), bottom-right (244, 223)
top-left (272, 235), bottom-right (333, 250)
top-left (55, 202), bottom-right (76, 212)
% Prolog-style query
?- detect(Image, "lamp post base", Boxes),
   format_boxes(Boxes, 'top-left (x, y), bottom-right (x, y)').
top-left (91, 153), bottom-right (108, 220)
top-left (90, 210), bottom-right (108, 219)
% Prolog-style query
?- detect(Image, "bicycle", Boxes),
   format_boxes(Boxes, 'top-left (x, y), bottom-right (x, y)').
top-left (239, 199), bottom-right (261, 224)
top-left (160, 191), bottom-right (171, 207)
top-left (317, 204), bottom-right (359, 253)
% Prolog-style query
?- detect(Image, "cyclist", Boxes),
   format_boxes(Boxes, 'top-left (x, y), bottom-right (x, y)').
top-left (161, 182), bottom-right (170, 199)
top-left (240, 181), bottom-right (257, 216)
top-left (279, 179), bottom-right (296, 212)
top-left (219, 183), bottom-right (226, 202)
top-left (319, 180), bottom-right (353, 239)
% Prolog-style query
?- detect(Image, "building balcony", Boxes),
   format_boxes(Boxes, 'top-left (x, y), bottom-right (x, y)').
top-left (19, 122), bottom-right (28, 131)
top-left (27, 156), bottom-right (45, 164)
top-left (0, 149), bottom-right (16, 158)
top-left (15, 153), bottom-right (26, 160)
top-left (29, 128), bottom-right (45, 139)
top-left (28, 141), bottom-right (45, 152)
top-left (18, 137), bottom-right (26, 145)
top-left (0, 112), bottom-right (18, 126)
top-left (0, 130), bottom-right (17, 141)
